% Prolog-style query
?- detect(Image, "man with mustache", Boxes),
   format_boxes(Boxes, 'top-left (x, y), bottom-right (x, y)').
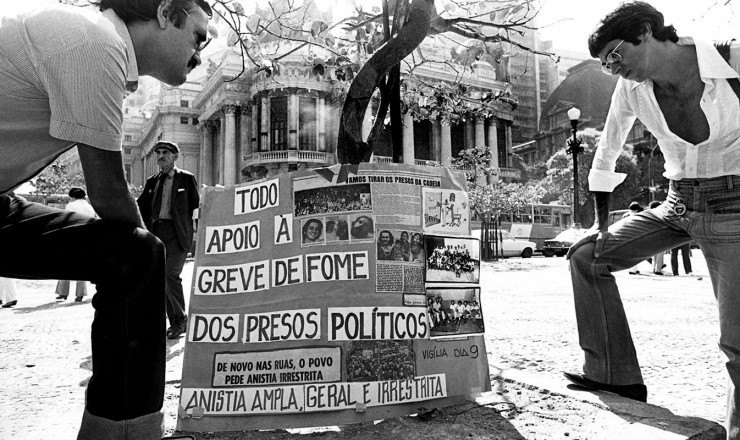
top-left (0, 0), bottom-right (212, 438)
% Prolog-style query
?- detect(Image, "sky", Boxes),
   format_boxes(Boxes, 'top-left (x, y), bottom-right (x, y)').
top-left (537, 0), bottom-right (738, 54)
top-left (2, 0), bottom-right (737, 55)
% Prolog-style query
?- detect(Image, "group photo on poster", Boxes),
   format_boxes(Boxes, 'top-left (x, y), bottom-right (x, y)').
top-left (425, 288), bottom-right (484, 337)
top-left (294, 183), bottom-right (373, 217)
top-left (422, 188), bottom-right (469, 234)
top-left (376, 229), bottom-right (425, 263)
top-left (424, 236), bottom-right (480, 283)
top-left (346, 340), bottom-right (416, 382)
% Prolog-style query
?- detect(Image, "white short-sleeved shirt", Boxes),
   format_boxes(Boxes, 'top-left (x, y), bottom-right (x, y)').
top-left (66, 199), bottom-right (97, 218)
top-left (589, 37), bottom-right (740, 192)
top-left (0, 5), bottom-right (138, 194)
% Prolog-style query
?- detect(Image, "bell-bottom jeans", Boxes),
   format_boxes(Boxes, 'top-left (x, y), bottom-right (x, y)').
top-left (0, 194), bottom-right (166, 440)
top-left (568, 175), bottom-right (740, 439)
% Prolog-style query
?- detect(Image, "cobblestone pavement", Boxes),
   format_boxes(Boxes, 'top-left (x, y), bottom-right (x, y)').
top-left (0, 251), bottom-right (725, 439)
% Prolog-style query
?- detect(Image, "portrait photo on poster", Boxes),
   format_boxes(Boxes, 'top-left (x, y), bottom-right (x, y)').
top-left (300, 217), bottom-right (326, 246)
top-left (425, 287), bottom-right (483, 338)
top-left (424, 235), bottom-right (480, 283)
top-left (422, 188), bottom-right (469, 234)
top-left (349, 213), bottom-right (375, 241)
top-left (294, 183), bottom-right (373, 217)
top-left (345, 340), bottom-right (416, 383)
top-left (375, 229), bottom-right (424, 263)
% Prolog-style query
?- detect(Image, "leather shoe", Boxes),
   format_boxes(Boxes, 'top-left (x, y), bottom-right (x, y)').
top-left (2, 300), bottom-right (17, 308)
top-left (167, 318), bottom-right (187, 340)
top-left (56, 295), bottom-right (67, 300)
top-left (563, 372), bottom-right (647, 402)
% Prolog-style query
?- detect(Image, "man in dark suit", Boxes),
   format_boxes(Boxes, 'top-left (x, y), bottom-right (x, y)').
top-left (138, 141), bottom-right (199, 340)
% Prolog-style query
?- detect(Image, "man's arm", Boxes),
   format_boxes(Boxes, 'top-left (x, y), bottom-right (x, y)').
top-left (591, 191), bottom-right (610, 258)
top-left (78, 144), bottom-right (145, 228)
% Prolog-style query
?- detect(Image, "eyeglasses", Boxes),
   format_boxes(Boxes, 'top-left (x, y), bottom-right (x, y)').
top-left (601, 40), bottom-right (624, 75)
top-left (182, 9), bottom-right (211, 53)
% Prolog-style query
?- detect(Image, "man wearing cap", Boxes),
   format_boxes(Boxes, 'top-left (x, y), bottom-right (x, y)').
top-left (138, 141), bottom-right (199, 340)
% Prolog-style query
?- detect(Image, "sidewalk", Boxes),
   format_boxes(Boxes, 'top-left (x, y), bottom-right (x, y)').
top-left (0, 258), bottom-right (726, 439)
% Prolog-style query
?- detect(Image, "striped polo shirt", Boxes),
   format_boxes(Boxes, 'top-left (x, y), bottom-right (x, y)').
top-left (0, 5), bottom-right (138, 194)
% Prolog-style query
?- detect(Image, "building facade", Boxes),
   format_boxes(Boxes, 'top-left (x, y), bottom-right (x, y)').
top-left (122, 37), bottom-right (523, 187)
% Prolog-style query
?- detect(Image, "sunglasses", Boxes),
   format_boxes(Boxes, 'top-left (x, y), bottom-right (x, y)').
top-left (183, 9), bottom-right (211, 53)
top-left (601, 40), bottom-right (624, 75)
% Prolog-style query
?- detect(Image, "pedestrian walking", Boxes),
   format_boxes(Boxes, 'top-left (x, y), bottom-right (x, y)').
top-left (137, 141), bottom-right (199, 340)
top-left (55, 188), bottom-right (97, 302)
top-left (671, 243), bottom-right (693, 276)
top-left (563, 2), bottom-right (740, 438)
top-left (0, 1), bottom-right (212, 439)
top-left (0, 277), bottom-right (18, 308)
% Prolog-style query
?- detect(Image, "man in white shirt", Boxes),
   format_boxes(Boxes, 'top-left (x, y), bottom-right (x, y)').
top-left (55, 187), bottom-right (97, 302)
top-left (563, 2), bottom-right (740, 438)
top-left (0, 1), bottom-right (212, 439)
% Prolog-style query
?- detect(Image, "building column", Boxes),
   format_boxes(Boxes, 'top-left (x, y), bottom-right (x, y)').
top-left (432, 121), bottom-right (442, 162)
top-left (199, 121), bottom-right (213, 186)
top-left (224, 105), bottom-right (237, 186)
top-left (288, 93), bottom-right (299, 150)
top-left (504, 122), bottom-right (513, 168)
top-left (240, 103), bottom-right (250, 154)
top-left (260, 95), bottom-right (270, 151)
top-left (402, 112), bottom-right (415, 165)
top-left (251, 100), bottom-right (259, 152)
top-left (440, 122), bottom-right (452, 167)
top-left (475, 117), bottom-right (486, 149)
top-left (487, 118), bottom-right (499, 172)
top-left (218, 114), bottom-right (225, 185)
top-left (317, 96), bottom-right (326, 152)
top-left (465, 119), bottom-right (475, 149)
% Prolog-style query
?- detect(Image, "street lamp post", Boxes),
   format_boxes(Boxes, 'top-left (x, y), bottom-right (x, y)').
top-left (566, 107), bottom-right (584, 226)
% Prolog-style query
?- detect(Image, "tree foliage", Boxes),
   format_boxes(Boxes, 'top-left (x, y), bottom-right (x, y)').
top-left (453, 145), bottom-right (545, 215)
top-left (32, 159), bottom-right (86, 200)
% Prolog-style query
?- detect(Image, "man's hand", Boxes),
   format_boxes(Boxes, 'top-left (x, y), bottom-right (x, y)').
top-left (566, 192), bottom-right (610, 259)
top-left (78, 144), bottom-right (145, 228)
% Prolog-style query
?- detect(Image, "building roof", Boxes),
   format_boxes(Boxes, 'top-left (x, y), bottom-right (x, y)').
top-left (540, 59), bottom-right (618, 129)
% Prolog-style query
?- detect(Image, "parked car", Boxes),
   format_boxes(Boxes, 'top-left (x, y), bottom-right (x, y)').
top-left (474, 229), bottom-right (537, 258)
top-left (542, 227), bottom-right (589, 257)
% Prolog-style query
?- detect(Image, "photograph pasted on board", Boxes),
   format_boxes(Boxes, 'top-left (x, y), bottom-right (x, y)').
top-left (422, 188), bottom-right (469, 234)
top-left (375, 229), bottom-right (425, 263)
top-left (294, 183), bottom-right (372, 217)
top-left (424, 235), bottom-right (480, 283)
top-left (426, 287), bottom-right (484, 337)
top-left (300, 218), bottom-right (325, 246)
top-left (346, 340), bottom-right (416, 382)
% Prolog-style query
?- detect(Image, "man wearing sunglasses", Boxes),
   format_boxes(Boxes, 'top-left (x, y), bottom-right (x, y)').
top-left (0, 0), bottom-right (211, 439)
top-left (563, 2), bottom-right (740, 438)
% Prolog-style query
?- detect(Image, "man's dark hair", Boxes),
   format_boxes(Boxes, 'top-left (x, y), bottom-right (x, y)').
top-left (94, 0), bottom-right (212, 27)
top-left (629, 201), bottom-right (643, 212)
top-left (68, 187), bottom-right (87, 199)
top-left (588, 1), bottom-right (678, 58)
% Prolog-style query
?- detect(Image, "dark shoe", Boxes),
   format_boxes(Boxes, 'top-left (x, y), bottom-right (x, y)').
top-left (74, 297), bottom-right (84, 303)
top-left (2, 300), bottom-right (18, 308)
top-left (167, 318), bottom-right (187, 340)
top-left (563, 372), bottom-right (647, 402)
top-left (56, 295), bottom-right (67, 300)
top-left (653, 271), bottom-right (663, 275)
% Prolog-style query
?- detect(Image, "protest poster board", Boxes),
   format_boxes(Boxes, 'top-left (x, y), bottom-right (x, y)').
top-left (178, 163), bottom-right (490, 432)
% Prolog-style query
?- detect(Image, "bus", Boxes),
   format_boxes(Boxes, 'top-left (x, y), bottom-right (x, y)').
top-left (497, 203), bottom-right (573, 251)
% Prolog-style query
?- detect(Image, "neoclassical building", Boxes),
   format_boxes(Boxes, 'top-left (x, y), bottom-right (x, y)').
top-left (125, 38), bottom-right (523, 188)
